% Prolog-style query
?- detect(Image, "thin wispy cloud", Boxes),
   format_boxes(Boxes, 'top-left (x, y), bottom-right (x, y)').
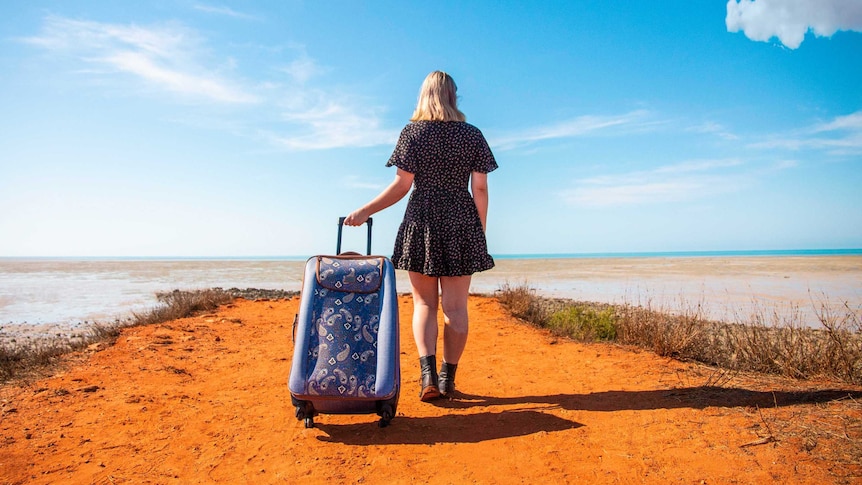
top-left (490, 110), bottom-right (653, 150)
top-left (193, 4), bottom-right (259, 20)
top-left (23, 16), bottom-right (258, 104)
top-left (726, 0), bottom-right (862, 49)
top-left (280, 54), bottom-right (326, 85)
top-left (652, 159), bottom-right (744, 174)
top-left (813, 111), bottom-right (862, 132)
top-left (560, 158), bottom-right (758, 207)
top-left (267, 100), bottom-right (397, 150)
top-left (750, 110), bottom-right (862, 156)
top-left (21, 15), bottom-right (395, 151)
top-left (687, 121), bottom-right (739, 140)
top-left (105, 50), bottom-right (256, 103)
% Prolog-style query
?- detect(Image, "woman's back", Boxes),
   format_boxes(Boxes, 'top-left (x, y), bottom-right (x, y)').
top-left (388, 121), bottom-right (494, 193)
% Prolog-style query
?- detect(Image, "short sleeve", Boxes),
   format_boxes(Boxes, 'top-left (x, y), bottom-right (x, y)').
top-left (471, 127), bottom-right (498, 174)
top-left (385, 124), bottom-right (416, 173)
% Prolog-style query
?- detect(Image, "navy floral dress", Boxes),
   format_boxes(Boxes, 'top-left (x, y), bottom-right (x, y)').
top-left (386, 121), bottom-right (498, 277)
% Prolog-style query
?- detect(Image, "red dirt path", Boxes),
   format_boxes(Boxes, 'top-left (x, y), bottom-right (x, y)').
top-left (1, 295), bottom-right (860, 484)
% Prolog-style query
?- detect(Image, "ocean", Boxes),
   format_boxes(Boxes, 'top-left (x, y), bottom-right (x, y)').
top-left (1, 250), bottom-right (861, 335)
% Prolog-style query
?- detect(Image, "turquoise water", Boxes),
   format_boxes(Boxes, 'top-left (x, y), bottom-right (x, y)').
top-left (494, 249), bottom-right (862, 259)
top-left (7, 248), bottom-right (861, 262)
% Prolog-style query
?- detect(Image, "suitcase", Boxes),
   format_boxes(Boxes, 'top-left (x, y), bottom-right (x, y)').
top-left (288, 217), bottom-right (401, 428)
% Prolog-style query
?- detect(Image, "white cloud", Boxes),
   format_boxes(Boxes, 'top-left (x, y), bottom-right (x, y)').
top-left (772, 159), bottom-right (799, 170)
top-left (490, 110), bottom-right (653, 150)
top-left (21, 15), bottom-right (395, 151)
top-left (726, 0), bottom-right (862, 49)
top-left (652, 159), bottom-right (744, 174)
top-left (193, 4), bottom-right (259, 20)
top-left (267, 100), bottom-right (398, 150)
top-left (687, 121), bottom-right (739, 140)
top-left (750, 110), bottom-right (862, 155)
top-left (105, 51), bottom-right (256, 103)
top-left (23, 16), bottom-right (258, 104)
top-left (561, 159), bottom-right (754, 207)
top-left (281, 56), bottom-right (325, 84)
top-left (813, 111), bottom-right (862, 132)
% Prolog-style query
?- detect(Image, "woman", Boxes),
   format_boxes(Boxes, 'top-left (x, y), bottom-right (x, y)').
top-left (345, 71), bottom-right (498, 402)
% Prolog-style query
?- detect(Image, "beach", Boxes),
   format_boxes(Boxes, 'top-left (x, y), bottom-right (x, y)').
top-left (1, 255), bottom-right (860, 341)
top-left (481, 255), bottom-right (862, 324)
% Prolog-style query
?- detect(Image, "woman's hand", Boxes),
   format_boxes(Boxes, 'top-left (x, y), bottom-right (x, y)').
top-left (344, 208), bottom-right (369, 226)
top-left (344, 168), bottom-right (414, 227)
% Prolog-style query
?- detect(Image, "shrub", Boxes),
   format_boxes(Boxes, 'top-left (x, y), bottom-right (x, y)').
top-left (131, 289), bottom-right (234, 327)
top-left (1, 289), bottom-right (237, 384)
top-left (547, 305), bottom-right (617, 341)
top-left (496, 281), bottom-right (862, 384)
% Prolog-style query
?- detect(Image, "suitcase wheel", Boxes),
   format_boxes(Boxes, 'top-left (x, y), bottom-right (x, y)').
top-left (377, 404), bottom-right (394, 428)
top-left (304, 417), bottom-right (315, 429)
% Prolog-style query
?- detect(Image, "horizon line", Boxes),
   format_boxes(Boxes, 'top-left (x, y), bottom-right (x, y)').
top-left (2, 248), bottom-right (861, 261)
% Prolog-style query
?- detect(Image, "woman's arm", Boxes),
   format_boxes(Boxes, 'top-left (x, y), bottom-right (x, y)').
top-left (344, 168), bottom-right (414, 226)
top-left (471, 171), bottom-right (489, 232)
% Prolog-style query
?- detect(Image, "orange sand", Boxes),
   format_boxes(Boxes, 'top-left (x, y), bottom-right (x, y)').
top-left (1, 295), bottom-right (860, 484)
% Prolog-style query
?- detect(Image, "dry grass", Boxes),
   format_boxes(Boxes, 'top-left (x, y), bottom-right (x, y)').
top-left (497, 281), bottom-right (862, 385)
top-left (496, 281), bottom-right (617, 340)
top-left (130, 289), bottom-right (234, 326)
top-left (498, 281), bottom-right (862, 477)
top-left (0, 289), bottom-right (238, 384)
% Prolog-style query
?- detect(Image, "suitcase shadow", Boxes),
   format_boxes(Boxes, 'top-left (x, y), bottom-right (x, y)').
top-left (315, 409), bottom-right (582, 444)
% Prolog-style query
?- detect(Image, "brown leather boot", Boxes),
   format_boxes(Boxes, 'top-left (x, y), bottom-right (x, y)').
top-left (418, 355), bottom-right (440, 402)
top-left (438, 361), bottom-right (458, 397)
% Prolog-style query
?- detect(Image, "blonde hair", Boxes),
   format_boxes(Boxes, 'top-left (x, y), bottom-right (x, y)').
top-left (410, 71), bottom-right (466, 122)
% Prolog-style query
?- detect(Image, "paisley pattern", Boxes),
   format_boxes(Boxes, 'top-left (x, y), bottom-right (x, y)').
top-left (316, 256), bottom-right (383, 293)
top-left (304, 257), bottom-right (385, 398)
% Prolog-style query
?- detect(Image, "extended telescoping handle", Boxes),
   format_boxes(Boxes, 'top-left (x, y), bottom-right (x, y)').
top-left (336, 217), bottom-right (373, 255)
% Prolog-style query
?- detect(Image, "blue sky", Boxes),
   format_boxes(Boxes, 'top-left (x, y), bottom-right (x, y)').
top-left (1, 1), bottom-right (860, 257)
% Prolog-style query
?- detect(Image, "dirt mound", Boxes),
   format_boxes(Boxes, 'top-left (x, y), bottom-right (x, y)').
top-left (1, 296), bottom-right (859, 484)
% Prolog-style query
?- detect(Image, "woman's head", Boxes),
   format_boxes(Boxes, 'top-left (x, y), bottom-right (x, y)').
top-left (410, 71), bottom-right (466, 122)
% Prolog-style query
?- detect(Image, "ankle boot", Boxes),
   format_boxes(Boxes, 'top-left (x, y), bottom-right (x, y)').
top-left (438, 362), bottom-right (458, 397)
top-left (418, 355), bottom-right (440, 401)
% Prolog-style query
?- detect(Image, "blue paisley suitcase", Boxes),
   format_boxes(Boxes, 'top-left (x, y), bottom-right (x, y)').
top-left (288, 218), bottom-right (400, 428)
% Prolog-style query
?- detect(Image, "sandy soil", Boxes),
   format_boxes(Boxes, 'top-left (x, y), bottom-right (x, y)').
top-left (1, 295), bottom-right (861, 484)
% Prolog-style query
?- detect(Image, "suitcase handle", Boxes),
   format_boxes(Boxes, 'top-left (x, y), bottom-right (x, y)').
top-left (336, 217), bottom-right (373, 255)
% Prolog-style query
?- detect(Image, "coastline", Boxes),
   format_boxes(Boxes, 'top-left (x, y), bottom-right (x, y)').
top-left (1, 254), bottom-right (860, 339)
top-left (469, 255), bottom-right (862, 323)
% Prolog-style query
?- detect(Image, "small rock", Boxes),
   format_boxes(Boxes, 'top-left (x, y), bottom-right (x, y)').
top-left (87, 342), bottom-right (107, 352)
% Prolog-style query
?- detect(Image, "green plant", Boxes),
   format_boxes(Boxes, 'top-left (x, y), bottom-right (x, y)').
top-left (546, 305), bottom-right (617, 341)
top-left (496, 281), bottom-right (862, 384)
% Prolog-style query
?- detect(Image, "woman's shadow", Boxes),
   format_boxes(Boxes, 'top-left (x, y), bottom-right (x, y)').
top-left (315, 386), bottom-right (860, 445)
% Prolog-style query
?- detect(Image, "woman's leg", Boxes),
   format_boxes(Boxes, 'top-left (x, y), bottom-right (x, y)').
top-left (440, 275), bottom-right (472, 365)
top-left (408, 271), bottom-right (441, 401)
top-left (408, 271), bottom-right (440, 357)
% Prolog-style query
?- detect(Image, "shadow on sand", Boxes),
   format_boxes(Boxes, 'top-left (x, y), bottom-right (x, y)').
top-left (439, 387), bottom-right (862, 412)
top-left (314, 387), bottom-right (859, 444)
top-left (315, 409), bottom-right (582, 444)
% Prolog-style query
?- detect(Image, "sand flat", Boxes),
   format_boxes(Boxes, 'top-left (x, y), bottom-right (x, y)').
top-left (466, 255), bottom-right (862, 324)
